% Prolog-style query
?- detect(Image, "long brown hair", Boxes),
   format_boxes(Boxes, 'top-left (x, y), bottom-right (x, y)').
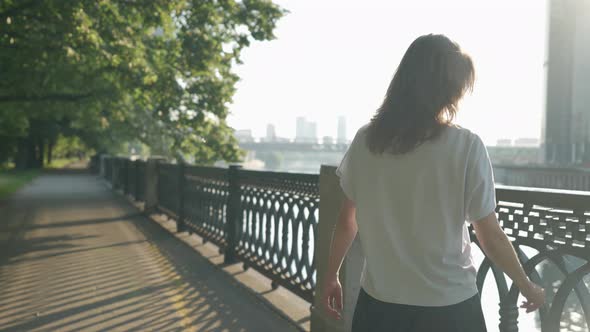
top-left (366, 34), bottom-right (475, 155)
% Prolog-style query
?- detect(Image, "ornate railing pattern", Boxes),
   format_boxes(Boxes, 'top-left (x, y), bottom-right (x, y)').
top-left (182, 165), bottom-right (229, 248)
top-left (471, 186), bottom-right (590, 332)
top-left (98, 156), bottom-right (589, 330)
top-left (236, 170), bottom-right (319, 302)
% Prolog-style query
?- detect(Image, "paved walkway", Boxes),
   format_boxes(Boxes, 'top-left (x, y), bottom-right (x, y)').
top-left (0, 172), bottom-right (299, 332)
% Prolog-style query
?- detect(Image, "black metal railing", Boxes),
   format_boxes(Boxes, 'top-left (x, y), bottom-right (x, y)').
top-left (473, 186), bottom-right (590, 332)
top-left (182, 165), bottom-right (230, 248)
top-left (157, 162), bottom-right (180, 217)
top-left (236, 169), bottom-right (319, 302)
top-left (104, 157), bottom-right (113, 183)
top-left (135, 160), bottom-right (146, 201)
top-left (125, 159), bottom-right (136, 197)
top-left (98, 155), bottom-right (589, 331)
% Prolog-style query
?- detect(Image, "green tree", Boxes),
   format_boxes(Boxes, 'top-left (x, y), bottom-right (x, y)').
top-left (0, 0), bottom-right (284, 168)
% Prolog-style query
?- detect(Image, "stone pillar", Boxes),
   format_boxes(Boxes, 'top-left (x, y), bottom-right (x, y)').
top-left (144, 157), bottom-right (166, 212)
top-left (311, 165), bottom-right (364, 332)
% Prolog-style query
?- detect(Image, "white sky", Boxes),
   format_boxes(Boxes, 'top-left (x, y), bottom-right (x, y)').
top-left (227, 0), bottom-right (549, 146)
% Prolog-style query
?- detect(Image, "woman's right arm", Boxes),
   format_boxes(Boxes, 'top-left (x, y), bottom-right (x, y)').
top-left (472, 212), bottom-right (545, 313)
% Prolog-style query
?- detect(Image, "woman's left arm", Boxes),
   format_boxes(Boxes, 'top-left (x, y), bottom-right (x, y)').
top-left (322, 197), bottom-right (358, 320)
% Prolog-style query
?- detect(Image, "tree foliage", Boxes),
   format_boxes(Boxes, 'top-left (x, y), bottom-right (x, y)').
top-left (0, 0), bottom-right (284, 167)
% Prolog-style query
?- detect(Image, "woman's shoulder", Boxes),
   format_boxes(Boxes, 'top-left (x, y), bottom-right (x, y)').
top-left (444, 124), bottom-right (480, 142)
top-left (358, 123), bottom-right (370, 134)
top-left (350, 123), bottom-right (371, 143)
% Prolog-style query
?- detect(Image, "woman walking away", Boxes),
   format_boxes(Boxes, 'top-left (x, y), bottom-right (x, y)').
top-left (322, 34), bottom-right (545, 332)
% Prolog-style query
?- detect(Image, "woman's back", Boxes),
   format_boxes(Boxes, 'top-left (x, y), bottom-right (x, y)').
top-left (337, 124), bottom-right (496, 306)
top-left (323, 34), bottom-right (543, 331)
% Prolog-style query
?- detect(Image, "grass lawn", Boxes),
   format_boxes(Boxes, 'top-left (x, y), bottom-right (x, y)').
top-left (45, 158), bottom-right (80, 169)
top-left (0, 158), bottom-right (84, 200)
top-left (0, 170), bottom-right (40, 200)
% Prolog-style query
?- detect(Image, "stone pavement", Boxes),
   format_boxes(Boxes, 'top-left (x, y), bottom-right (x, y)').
top-left (0, 172), bottom-right (300, 332)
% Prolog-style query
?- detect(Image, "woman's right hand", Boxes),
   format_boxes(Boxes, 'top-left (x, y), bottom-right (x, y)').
top-left (322, 276), bottom-right (343, 320)
top-left (519, 281), bottom-right (545, 313)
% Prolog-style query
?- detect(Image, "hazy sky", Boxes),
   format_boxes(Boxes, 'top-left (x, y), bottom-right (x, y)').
top-left (227, 0), bottom-right (548, 146)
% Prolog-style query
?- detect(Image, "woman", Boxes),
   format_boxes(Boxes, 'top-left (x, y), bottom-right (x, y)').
top-left (322, 34), bottom-right (545, 331)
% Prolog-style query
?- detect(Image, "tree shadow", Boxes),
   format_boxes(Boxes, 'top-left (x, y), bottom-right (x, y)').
top-left (0, 186), bottom-right (298, 331)
top-left (0, 213), bottom-right (143, 232)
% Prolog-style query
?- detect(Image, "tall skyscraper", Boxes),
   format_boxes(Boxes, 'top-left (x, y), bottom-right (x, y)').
top-left (295, 117), bottom-right (318, 143)
top-left (296, 117), bottom-right (306, 142)
top-left (266, 124), bottom-right (276, 142)
top-left (309, 122), bottom-right (317, 143)
top-left (543, 0), bottom-right (590, 165)
top-left (337, 116), bottom-right (347, 144)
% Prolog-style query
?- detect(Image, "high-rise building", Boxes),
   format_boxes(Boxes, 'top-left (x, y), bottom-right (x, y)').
top-left (309, 122), bottom-right (317, 143)
top-left (266, 124), bottom-right (276, 142)
top-left (295, 117), bottom-right (307, 142)
top-left (295, 117), bottom-right (318, 143)
top-left (337, 116), bottom-right (347, 144)
top-left (543, 0), bottom-right (590, 165)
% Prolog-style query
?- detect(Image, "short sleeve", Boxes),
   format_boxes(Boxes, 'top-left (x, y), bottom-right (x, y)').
top-left (335, 132), bottom-right (359, 201)
top-left (465, 135), bottom-right (497, 223)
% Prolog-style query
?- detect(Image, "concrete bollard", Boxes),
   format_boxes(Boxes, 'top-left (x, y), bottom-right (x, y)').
top-left (311, 165), bottom-right (364, 332)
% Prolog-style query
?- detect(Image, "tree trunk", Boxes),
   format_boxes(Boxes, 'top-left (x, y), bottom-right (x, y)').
top-left (26, 138), bottom-right (36, 169)
top-left (14, 138), bottom-right (28, 169)
top-left (47, 140), bottom-right (53, 165)
top-left (37, 138), bottom-right (45, 168)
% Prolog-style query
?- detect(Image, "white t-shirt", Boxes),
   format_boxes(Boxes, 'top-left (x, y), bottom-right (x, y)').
top-left (336, 124), bottom-right (496, 306)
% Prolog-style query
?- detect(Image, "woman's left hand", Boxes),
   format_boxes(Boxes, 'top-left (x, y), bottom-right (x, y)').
top-left (322, 276), bottom-right (343, 320)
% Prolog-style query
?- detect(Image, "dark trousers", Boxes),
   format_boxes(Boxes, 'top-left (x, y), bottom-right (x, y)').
top-left (352, 288), bottom-right (487, 332)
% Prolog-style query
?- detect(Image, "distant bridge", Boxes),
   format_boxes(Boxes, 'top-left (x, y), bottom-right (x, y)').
top-left (239, 141), bottom-right (349, 153)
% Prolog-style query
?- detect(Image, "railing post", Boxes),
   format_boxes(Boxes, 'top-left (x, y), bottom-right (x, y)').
top-left (177, 161), bottom-right (187, 233)
top-left (99, 154), bottom-right (108, 178)
top-left (311, 165), bottom-right (364, 332)
top-left (127, 159), bottom-right (132, 195)
top-left (123, 159), bottom-right (130, 195)
top-left (498, 301), bottom-right (519, 332)
top-left (135, 160), bottom-right (140, 200)
top-left (115, 158), bottom-right (121, 190)
top-left (109, 157), bottom-right (114, 184)
top-left (224, 165), bottom-right (242, 264)
top-left (144, 157), bottom-right (166, 213)
top-left (105, 157), bottom-right (111, 183)
top-left (111, 158), bottom-right (117, 188)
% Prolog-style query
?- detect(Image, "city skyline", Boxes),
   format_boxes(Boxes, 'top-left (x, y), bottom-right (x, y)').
top-left (227, 0), bottom-right (548, 148)
top-left (235, 116), bottom-right (349, 144)
top-left (235, 116), bottom-right (540, 146)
